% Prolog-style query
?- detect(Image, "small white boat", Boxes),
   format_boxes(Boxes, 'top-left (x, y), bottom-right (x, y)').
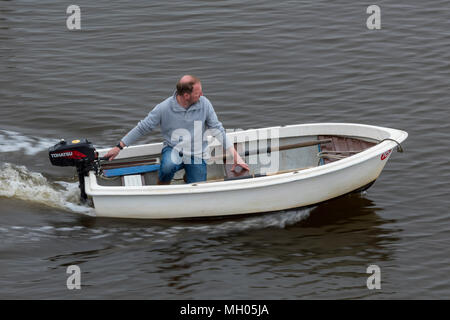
top-left (49, 123), bottom-right (407, 219)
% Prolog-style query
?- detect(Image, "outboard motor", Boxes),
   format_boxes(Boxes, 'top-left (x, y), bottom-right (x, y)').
top-left (49, 139), bottom-right (100, 203)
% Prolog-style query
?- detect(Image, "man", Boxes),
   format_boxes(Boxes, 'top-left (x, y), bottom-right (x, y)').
top-left (105, 75), bottom-right (249, 184)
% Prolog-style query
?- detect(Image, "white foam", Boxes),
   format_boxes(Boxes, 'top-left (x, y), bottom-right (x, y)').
top-left (0, 130), bottom-right (59, 155)
top-left (156, 208), bottom-right (312, 239)
top-left (0, 163), bottom-right (95, 216)
top-left (209, 208), bottom-right (311, 233)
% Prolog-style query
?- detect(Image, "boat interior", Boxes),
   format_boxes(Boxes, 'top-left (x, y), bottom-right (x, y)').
top-left (96, 135), bottom-right (377, 187)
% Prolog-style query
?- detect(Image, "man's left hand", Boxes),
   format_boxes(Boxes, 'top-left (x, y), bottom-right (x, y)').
top-left (231, 152), bottom-right (250, 172)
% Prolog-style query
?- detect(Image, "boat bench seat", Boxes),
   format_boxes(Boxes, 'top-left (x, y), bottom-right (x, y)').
top-left (103, 164), bottom-right (161, 187)
top-left (103, 164), bottom-right (161, 178)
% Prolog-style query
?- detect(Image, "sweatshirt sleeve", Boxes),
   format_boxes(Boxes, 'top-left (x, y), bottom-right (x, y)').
top-left (121, 104), bottom-right (162, 146)
top-left (205, 101), bottom-right (233, 150)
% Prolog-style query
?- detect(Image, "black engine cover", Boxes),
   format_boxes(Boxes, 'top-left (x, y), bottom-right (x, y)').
top-left (49, 139), bottom-right (95, 167)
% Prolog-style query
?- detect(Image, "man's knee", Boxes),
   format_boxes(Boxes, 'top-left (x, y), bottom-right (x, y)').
top-left (158, 161), bottom-right (178, 182)
top-left (185, 161), bottom-right (207, 183)
top-left (159, 146), bottom-right (185, 183)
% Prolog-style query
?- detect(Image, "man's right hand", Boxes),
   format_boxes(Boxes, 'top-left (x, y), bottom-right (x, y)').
top-left (104, 146), bottom-right (121, 161)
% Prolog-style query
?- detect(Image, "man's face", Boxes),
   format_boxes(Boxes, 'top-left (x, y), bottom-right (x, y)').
top-left (185, 82), bottom-right (203, 105)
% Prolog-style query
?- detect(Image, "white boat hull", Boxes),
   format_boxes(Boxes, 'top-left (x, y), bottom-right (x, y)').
top-left (85, 123), bottom-right (407, 219)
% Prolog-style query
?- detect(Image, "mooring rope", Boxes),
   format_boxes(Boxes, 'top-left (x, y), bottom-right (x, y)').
top-left (317, 150), bottom-right (363, 165)
top-left (378, 138), bottom-right (404, 153)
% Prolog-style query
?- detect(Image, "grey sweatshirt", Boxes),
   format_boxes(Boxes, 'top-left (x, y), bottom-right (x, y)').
top-left (121, 93), bottom-right (232, 158)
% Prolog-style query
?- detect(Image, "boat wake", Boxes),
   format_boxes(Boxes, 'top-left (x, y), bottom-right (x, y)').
top-left (0, 130), bottom-right (59, 155)
top-left (0, 163), bottom-right (94, 216)
top-left (0, 161), bottom-right (312, 229)
top-left (0, 162), bottom-right (311, 245)
top-left (153, 208), bottom-right (312, 240)
top-left (205, 208), bottom-right (311, 233)
top-left (0, 208), bottom-right (312, 246)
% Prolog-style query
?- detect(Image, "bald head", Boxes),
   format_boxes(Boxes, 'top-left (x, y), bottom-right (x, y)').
top-left (176, 75), bottom-right (201, 96)
top-left (180, 75), bottom-right (199, 83)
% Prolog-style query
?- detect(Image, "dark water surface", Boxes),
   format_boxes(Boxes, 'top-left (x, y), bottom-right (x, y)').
top-left (1, 0), bottom-right (449, 299)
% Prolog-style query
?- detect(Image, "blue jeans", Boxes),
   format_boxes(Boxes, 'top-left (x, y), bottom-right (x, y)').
top-left (158, 146), bottom-right (207, 184)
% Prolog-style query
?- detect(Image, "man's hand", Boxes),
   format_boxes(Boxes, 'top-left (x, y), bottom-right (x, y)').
top-left (230, 148), bottom-right (250, 173)
top-left (104, 146), bottom-right (121, 161)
